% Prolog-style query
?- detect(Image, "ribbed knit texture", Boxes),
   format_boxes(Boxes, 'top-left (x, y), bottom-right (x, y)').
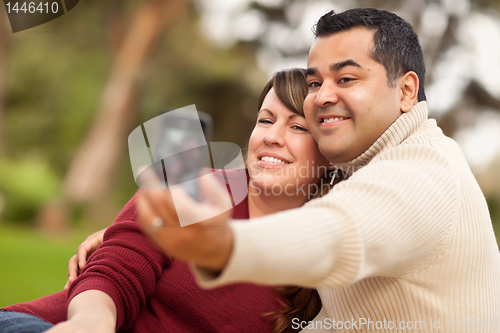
top-left (194, 102), bottom-right (500, 332)
top-left (3, 171), bottom-right (286, 333)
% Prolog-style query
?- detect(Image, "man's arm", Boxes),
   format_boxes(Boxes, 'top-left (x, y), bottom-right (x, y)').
top-left (137, 144), bottom-right (458, 289)
top-left (191, 147), bottom-right (458, 289)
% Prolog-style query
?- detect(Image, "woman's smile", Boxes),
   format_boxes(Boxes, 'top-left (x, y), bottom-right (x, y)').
top-left (257, 152), bottom-right (291, 168)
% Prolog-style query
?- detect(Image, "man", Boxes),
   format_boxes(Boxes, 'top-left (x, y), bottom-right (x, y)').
top-left (138, 8), bottom-right (500, 332)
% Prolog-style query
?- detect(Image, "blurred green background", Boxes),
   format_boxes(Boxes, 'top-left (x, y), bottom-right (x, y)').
top-left (1, 0), bottom-right (500, 307)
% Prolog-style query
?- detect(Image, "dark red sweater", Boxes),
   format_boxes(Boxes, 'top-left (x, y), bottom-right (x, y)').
top-left (4, 171), bottom-right (285, 332)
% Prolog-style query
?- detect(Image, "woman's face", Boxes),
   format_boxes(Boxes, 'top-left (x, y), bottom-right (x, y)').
top-left (247, 88), bottom-right (330, 200)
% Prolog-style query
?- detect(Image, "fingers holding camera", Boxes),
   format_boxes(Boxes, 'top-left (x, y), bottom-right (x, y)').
top-left (137, 176), bottom-right (234, 271)
top-left (138, 187), bottom-right (179, 229)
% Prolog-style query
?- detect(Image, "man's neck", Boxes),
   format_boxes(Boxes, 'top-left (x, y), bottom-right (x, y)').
top-left (328, 101), bottom-right (428, 176)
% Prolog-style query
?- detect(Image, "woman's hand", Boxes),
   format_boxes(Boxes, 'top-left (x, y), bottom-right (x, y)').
top-left (137, 170), bottom-right (234, 271)
top-left (64, 228), bottom-right (107, 290)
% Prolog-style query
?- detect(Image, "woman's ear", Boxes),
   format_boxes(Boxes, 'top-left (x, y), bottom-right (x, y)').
top-left (399, 71), bottom-right (419, 113)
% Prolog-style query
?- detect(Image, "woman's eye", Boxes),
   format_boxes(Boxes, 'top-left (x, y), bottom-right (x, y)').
top-left (292, 125), bottom-right (308, 131)
top-left (258, 119), bottom-right (273, 124)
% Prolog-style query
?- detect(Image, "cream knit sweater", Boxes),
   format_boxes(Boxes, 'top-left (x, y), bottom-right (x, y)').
top-left (194, 102), bottom-right (500, 332)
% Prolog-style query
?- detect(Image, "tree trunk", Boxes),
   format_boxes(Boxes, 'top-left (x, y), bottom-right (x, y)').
top-left (62, 0), bottom-right (187, 204)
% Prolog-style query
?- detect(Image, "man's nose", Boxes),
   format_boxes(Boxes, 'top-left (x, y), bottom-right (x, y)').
top-left (314, 81), bottom-right (339, 106)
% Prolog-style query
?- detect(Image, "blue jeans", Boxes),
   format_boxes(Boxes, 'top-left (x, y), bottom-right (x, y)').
top-left (0, 310), bottom-right (53, 333)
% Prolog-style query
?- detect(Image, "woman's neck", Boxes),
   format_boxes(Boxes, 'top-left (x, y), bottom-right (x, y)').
top-left (247, 183), bottom-right (308, 218)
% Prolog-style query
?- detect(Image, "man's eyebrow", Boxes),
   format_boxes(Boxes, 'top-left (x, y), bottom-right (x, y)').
top-left (306, 59), bottom-right (361, 77)
top-left (305, 68), bottom-right (317, 76)
top-left (331, 59), bottom-right (361, 71)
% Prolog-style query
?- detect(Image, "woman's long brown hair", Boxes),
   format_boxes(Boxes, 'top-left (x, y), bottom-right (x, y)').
top-left (257, 68), bottom-right (324, 333)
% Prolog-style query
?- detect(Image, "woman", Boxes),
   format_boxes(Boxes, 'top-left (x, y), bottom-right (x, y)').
top-left (1, 68), bottom-right (333, 333)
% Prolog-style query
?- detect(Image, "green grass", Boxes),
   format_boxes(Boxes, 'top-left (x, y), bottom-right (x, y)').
top-left (0, 225), bottom-right (85, 307)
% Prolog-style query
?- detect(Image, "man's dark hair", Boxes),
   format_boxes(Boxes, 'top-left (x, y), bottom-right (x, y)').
top-left (313, 8), bottom-right (426, 102)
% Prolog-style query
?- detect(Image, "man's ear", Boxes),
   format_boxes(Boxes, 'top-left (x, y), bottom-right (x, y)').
top-left (399, 71), bottom-right (419, 113)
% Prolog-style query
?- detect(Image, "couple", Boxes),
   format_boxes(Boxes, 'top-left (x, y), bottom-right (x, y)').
top-left (2, 7), bottom-right (500, 333)
top-left (1, 67), bottom-right (327, 333)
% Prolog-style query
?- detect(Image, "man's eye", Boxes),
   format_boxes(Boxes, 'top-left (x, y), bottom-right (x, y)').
top-left (339, 77), bottom-right (354, 83)
top-left (308, 82), bottom-right (321, 88)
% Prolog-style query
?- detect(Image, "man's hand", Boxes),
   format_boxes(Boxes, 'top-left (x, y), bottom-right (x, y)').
top-left (136, 170), bottom-right (234, 271)
top-left (65, 228), bottom-right (107, 290)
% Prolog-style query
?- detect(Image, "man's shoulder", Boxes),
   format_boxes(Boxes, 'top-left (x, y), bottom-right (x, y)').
top-left (387, 118), bottom-right (463, 163)
top-left (401, 118), bottom-right (444, 146)
top-left (368, 118), bottom-right (475, 196)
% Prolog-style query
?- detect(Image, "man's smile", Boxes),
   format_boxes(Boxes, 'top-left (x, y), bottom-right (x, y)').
top-left (320, 115), bottom-right (351, 128)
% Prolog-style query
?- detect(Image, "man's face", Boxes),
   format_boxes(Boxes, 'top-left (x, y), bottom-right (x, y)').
top-left (304, 27), bottom-right (404, 163)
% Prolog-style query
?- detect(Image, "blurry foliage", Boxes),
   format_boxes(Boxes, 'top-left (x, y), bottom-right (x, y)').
top-left (471, 0), bottom-right (500, 10)
top-left (1, 0), bottom-right (266, 223)
top-left (0, 156), bottom-right (60, 223)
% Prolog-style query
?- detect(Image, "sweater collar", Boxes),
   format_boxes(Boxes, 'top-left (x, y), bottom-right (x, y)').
top-left (330, 101), bottom-right (428, 176)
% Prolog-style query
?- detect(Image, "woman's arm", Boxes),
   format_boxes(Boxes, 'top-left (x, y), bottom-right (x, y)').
top-left (66, 193), bottom-right (170, 331)
top-left (44, 290), bottom-right (116, 333)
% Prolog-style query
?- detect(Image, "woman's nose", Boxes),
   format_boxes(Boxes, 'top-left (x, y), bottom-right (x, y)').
top-left (263, 123), bottom-right (285, 147)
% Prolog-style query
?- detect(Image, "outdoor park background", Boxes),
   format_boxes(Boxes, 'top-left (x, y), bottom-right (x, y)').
top-left (1, 0), bottom-right (499, 307)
